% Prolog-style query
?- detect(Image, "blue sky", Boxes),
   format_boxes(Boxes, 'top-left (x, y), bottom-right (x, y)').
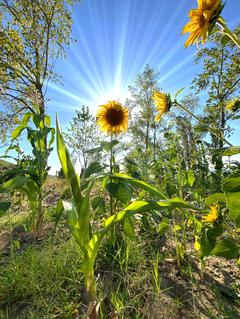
top-left (2, 0), bottom-right (240, 173)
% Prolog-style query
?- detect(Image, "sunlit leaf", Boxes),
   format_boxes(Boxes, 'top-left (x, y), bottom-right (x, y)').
top-left (222, 176), bottom-right (240, 192)
top-left (174, 87), bottom-right (184, 100)
top-left (225, 192), bottom-right (240, 221)
top-left (56, 115), bottom-right (81, 205)
top-left (205, 193), bottom-right (226, 206)
top-left (211, 238), bottom-right (239, 259)
top-left (123, 216), bottom-right (135, 240)
top-left (11, 125), bottom-right (26, 140)
top-left (186, 170), bottom-right (195, 187)
top-left (112, 173), bottom-right (166, 199)
top-left (0, 176), bottom-right (30, 193)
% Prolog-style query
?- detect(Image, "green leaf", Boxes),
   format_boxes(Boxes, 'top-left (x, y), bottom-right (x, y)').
top-left (112, 173), bottom-right (166, 199)
top-left (231, 115), bottom-right (240, 120)
top-left (83, 161), bottom-right (104, 178)
top-left (21, 112), bottom-right (32, 126)
top-left (91, 196), bottom-right (105, 211)
top-left (85, 147), bottom-right (102, 154)
top-left (194, 124), bottom-right (209, 133)
top-left (155, 197), bottom-right (197, 210)
top-left (52, 199), bottom-right (64, 239)
top-left (0, 201), bottom-right (11, 217)
top-left (225, 192), bottom-right (240, 221)
top-left (211, 238), bottom-right (239, 259)
top-left (221, 35), bottom-right (230, 46)
top-left (56, 115), bottom-right (81, 206)
top-left (174, 87), bottom-right (184, 100)
top-left (0, 176), bottom-right (30, 193)
top-left (222, 176), bottom-right (240, 192)
top-left (186, 170), bottom-right (195, 187)
top-left (66, 207), bottom-right (82, 248)
top-left (48, 128), bottom-right (55, 148)
top-left (11, 125), bottom-right (26, 140)
top-left (82, 201), bottom-right (155, 271)
top-left (78, 182), bottom-right (93, 247)
top-left (33, 114), bottom-right (41, 128)
top-left (124, 157), bottom-right (137, 166)
top-left (200, 225), bottom-right (224, 259)
top-left (214, 146), bottom-right (240, 156)
top-left (157, 218), bottom-right (170, 236)
top-left (115, 182), bottom-right (132, 204)
top-left (123, 216), bottom-right (135, 240)
top-left (205, 193), bottom-right (226, 206)
top-left (106, 182), bottom-right (118, 197)
top-left (44, 115), bottom-right (51, 127)
top-left (101, 140), bottom-right (119, 152)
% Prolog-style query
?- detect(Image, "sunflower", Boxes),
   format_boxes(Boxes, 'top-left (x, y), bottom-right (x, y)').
top-left (182, 0), bottom-right (223, 47)
top-left (202, 204), bottom-right (219, 223)
top-left (152, 91), bottom-right (172, 122)
top-left (96, 100), bottom-right (128, 134)
top-left (226, 99), bottom-right (240, 112)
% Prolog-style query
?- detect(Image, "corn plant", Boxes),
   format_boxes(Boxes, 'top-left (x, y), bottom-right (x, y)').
top-left (56, 116), bottom-right (199, 313)
top-left (0, 109), bottom-right (54, 237)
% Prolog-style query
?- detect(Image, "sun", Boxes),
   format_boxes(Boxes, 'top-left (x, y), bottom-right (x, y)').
top-left (93, 86), bottom-right (130, 107)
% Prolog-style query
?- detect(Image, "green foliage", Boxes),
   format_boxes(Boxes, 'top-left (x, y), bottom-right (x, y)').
top-left (56, 116), bottom-right (200, 303)
top-left (0, 110), bottom-right (55, 236)
top-left (222, 174), bottom-right (240, 222)
top-left (64, 106), bottom-right (101, 171)
top-left (0, 0), bottom-right (77, 141)
top-left (0, 201), bottom-right (11, 217)
top-left (211, 238), bottom-right (240, 259)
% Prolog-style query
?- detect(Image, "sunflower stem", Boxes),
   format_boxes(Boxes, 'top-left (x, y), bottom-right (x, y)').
top-left (173, 101), bottom-right (233, 147)
top-left (224, 221), bottom-right (240, 245)
top-left (216, 19), bottom-right (240, 49)
top-left (110, 133), bottom-right (113, 217)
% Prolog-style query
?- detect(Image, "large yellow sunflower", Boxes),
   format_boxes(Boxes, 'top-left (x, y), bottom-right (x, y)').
top-left (152, 91), bottom-right (172, 122)
top-left (96, 100), bottom-right (128, 134)
top-left (202, 204), bottom-right (219, 223)
top-left (182, 0), bottom-right (223, 47)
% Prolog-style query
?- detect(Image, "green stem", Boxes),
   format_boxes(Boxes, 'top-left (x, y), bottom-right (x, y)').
top-left (86, 270), bottom-right (96, 301)
top-left (110, 133), bottom-right (113, 216)
top-left (7, 202), bottom-right (15, 258)
top-left (173, 101), bottom-right (233, 147)
top-left (217, 19), bottom-right (240, 49)
top-left (224, 221), bottom-right (240, 245)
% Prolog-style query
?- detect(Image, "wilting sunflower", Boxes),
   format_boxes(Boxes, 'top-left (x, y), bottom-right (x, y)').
top-left (96, 100), bottom-right (128, 134)
top-left (152, 91), bottom-right (172, 122)
top-left (202, 204), bottom-right (219, 223)
top-left (226, 99), bottom-right (240, 112)
top-left (182, 0), bottom-right (223, 47)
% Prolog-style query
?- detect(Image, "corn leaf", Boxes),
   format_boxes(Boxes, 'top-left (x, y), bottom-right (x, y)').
top-left (112, 173), bottom-right (166, 199)
top-left (56, 115), bottom-right (81, 206)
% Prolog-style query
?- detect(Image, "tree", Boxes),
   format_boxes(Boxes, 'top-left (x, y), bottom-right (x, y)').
top-left (127, 65), bottom-right (162, 160)
top-left (64, 105), bottom-right (100, 172)
top-left (192, 29), bottom-right (240, 154)
top-left (0, 0), bottom-right (77, 142)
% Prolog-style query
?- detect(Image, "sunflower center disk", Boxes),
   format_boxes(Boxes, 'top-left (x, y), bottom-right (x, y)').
top-left (106, 108), bottom-right (124, 126)
top-left (199, 15), bottom-right (206, 27)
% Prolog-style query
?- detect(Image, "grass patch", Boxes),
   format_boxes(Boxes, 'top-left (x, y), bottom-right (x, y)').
top-left (0, 238), bottom-right (85, 319)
